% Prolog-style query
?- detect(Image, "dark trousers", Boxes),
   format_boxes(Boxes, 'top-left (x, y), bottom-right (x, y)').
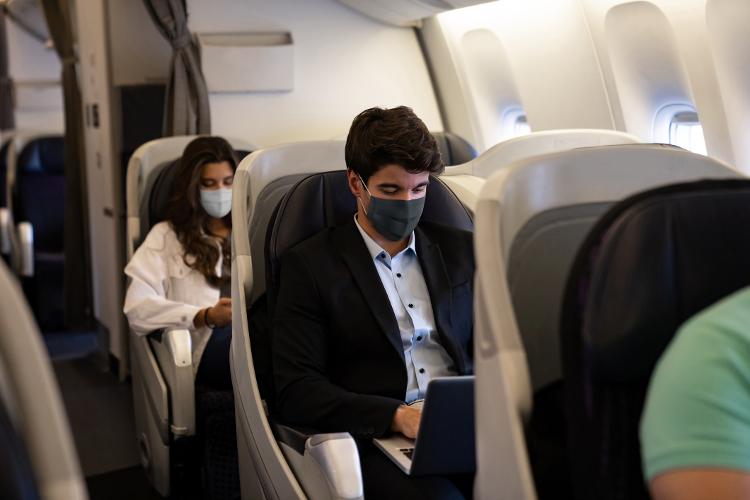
top-left (194, 325), bottom-right (238, 499)
top-left (358, 441), bottom-right (473, 500)
top-left (195, 324), bottom-right (232, 390)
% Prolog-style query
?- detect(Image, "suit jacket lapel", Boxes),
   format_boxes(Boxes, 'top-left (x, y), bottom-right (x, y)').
top-left (335, 220), bottom-right (405, 364)
top-left (416, 227), bottom-right (466, 373)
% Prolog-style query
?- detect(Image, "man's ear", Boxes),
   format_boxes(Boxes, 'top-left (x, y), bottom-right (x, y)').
top-left (347, 169), bottom-right (362, 198)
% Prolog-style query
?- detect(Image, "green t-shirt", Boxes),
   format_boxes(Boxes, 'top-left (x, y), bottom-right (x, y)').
top-left (640, 286), bottom-right (750, 481)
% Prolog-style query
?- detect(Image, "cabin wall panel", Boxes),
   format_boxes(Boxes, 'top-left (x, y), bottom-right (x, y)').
top-left (186, 0), bottom-right (443, 147)
top-left (77, 0), bottom-right (127, 372)
top-left (106, 0), bottom-right (171, 86)
top-left (581, 0), bottom-right (737, 168)
top-left (423, 0), bottom-right (615, 152)
top-left (706, 0), bottom-right (750, 174)
top-left (5, 5), bottom-right (63, 130)
top-left (602, 2), bottom-right (692, 140)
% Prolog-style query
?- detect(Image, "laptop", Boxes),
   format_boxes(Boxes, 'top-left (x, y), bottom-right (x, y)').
top-left (373, 376), bottom-right (475, 476)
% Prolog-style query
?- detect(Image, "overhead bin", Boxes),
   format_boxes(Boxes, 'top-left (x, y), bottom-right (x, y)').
top-left (337, 0), bottom-right (495, 27)
top-left (197, 32), bottom-right (294, 93)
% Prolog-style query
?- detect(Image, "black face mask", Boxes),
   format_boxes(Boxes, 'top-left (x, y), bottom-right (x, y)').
top-left (359, 175), bottom-right (425, 241)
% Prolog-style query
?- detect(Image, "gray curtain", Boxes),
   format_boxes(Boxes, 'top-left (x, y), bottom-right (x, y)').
top-left (0, 8), bottom-right (14, 130)
top-left (144, 0), bottom-right (211, 136)
top-left (39, 0), bottom-right (92, 329)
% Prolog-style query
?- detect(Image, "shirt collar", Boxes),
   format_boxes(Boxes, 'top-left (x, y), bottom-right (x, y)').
top-left (354, 214), bottom-right (416, 262)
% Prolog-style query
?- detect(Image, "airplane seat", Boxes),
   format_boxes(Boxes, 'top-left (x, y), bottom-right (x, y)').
top-left (231, 141), bottom-right (364, 499)
top-left (472, 144), bottom-right (739, 500)
top-left (124, 135), bottom-right (254, 498)
top-left (440, 129), bottom-right (641, 212)
top-left (0, 393), bottom-right (38, 500)
top-left (0, 259), bottom-right (87, 499)
top-left (231, 140), bottom-right (472, 499)
top-left (431, 131), bottom-right (477, 166)
top-left (559, 179), bottom-right (750, 500)
top-left (12, 136), bottom-right (66, 330)
top-left (232, 141), bottom-right (355, 500)
top-left (148, 151), bottom-right (244, 500)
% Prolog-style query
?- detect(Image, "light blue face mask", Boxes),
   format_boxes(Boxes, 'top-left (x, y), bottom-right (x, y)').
top-left (200, 188), bottom-right (233, 218)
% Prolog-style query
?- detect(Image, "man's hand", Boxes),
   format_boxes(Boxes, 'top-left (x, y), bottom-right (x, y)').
top-left (391, 404), bottom-right (422, 439)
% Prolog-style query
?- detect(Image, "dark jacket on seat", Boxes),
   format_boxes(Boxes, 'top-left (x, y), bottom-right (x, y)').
top-left (272, 219), bottom-right (474, 440)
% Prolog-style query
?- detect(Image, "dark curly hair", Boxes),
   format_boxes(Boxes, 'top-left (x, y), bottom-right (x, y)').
top-left (345, 106), bottom-right (443, 183)
top-left (167, 136), bottom-right (237, 288)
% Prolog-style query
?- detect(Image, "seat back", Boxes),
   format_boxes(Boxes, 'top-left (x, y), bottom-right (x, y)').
top-left (560, 179), bottom-right (750, 500)
top-left (13, 137), bottom-right (66, 253)
top-left (5, 131), bottom-right (62, 216)
top-left (472, 144), bottom-right (739, 500)
top-left (0, 137), bottom-right (10, 209)
top-left (231, 140), bottom-right (347, 500)
top-left (432, 131), bottom-right (477, 166)
top-left (265, 170), bottom-right (473, 313)
top-left (0, 260), bottom-right (87, 500)
top-left (500, 144), bottom-right (737, 392)
top-left (440, 129), bottom-right (641, 211)
top-left (12, 136), bottom-right (66, 328)
top-left (0, 137), bottom-right (12, 261)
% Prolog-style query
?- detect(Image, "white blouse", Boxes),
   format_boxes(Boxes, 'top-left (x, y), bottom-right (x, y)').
top-left (123, 221), bottom-right (225, 371)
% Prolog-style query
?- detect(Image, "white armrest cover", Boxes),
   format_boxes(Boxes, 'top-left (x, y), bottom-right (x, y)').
top-left (280, 432), bottom-right (363, 500)
top-left (0, 208), bottom-right (10, 255)
top-left (306, 433), bottom-right (363, 500)
top-left (17, 221), bottom-right (33, 277)
top-left (151, 328), bottom-right (195, 437)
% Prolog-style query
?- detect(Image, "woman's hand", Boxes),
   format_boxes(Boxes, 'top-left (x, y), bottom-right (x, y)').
top-left (194, 298), bottom-right (232, 328)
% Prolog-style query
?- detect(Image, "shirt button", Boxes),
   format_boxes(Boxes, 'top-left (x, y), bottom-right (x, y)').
top-left (416, 336), bottom-right (422, 341)
top-left (408, 303), bottom-right (414, 308)
top-left (396, 273), bottom-right (402, 278)
top-left (419, 368), bottom-right (425, 374)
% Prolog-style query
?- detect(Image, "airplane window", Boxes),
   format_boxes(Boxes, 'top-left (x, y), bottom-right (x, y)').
top-left (514, 114), bottom-right (531, 136)
top-left (669, 111), bottom-right (707, 155)
top-left (502, 108), bottom-right (531, 139)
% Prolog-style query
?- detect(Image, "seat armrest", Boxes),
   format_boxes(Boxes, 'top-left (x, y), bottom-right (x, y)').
top-left (272, 422), bottom-right (317, 454)
top-left (17, 222), bottom-right (33, 277)
top-left (0, 208), bottom-right (10, 255)
top-left (150, 328), bottom-right (195, 437)
top-left (274, 422), bottom-right (364, 500)
top-left (131, 333), bottom-right (169, 445)
top-left (305, 433), bottom-right (363, 500)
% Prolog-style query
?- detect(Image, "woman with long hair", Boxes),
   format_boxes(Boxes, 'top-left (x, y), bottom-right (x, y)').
top-left (124, 136), bottom-right (237, 388)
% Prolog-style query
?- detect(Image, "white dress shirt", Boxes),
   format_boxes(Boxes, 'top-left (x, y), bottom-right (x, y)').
top-left (354, 215), bottom-right (457, 402)
top-left (123, 221), bottom-right (224, 372)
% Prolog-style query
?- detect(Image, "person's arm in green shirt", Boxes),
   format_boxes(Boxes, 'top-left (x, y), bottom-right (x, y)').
top-left (641, 288), bottom-right (750, 500)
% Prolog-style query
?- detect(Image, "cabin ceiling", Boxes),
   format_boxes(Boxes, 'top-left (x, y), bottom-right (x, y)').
top-left (336, 0), bottom-right (496, 27)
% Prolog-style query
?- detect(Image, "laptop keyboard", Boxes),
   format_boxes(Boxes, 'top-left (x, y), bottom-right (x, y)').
top-left (400, 448), bottom-right (414, 460)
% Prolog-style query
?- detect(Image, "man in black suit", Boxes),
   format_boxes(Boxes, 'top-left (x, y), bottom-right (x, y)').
top-left (273, 106), bottom-right (474, 499)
